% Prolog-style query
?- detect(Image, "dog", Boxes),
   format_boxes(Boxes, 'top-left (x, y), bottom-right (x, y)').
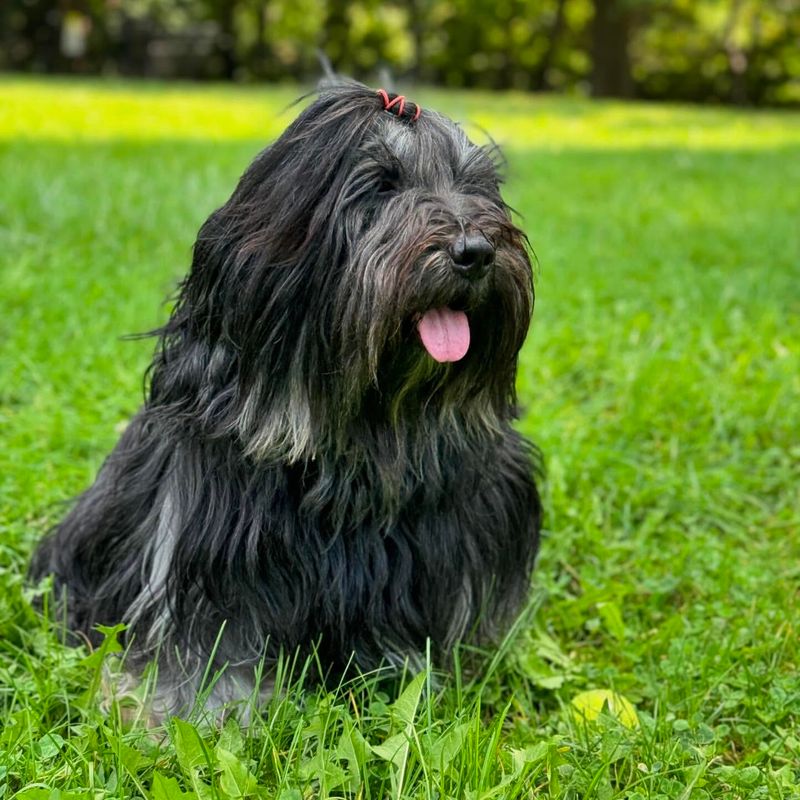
top-left (30, 81), bottom-right (542, 720)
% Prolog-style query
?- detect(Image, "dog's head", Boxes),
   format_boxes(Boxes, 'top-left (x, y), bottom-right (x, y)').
top-left (162, 82), bottom-right (533, 461)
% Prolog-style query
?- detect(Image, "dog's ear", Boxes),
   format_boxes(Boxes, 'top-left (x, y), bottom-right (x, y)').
top-left (180, 86), bottom-right (376, 334)
top-left (313, 52), bottom-right (396, 97)
top-left (376, 67), bottom-right (395, 94)
top-left (314, 49), bottom-right (350, 92)
top-left (157, 86), bottom-right (390, 463)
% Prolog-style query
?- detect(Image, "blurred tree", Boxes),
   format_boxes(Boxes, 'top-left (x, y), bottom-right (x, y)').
top-left (408, 0), bottom-right (428, 81)
top-left (209, 0), bottom-right (238, 78)
top-left (532, 0), bottom-right (568, 91)
top-left (1, 0), bottom-right (60, 72)
top-left (722, 0), bottom-right (748, 103)
top-left (589, 0), bottom-right (634, 97)
top-left (248, 2), bottom-right (272, 78)
top-left (322, 0), bottom-right (351, 72)
top-left (1, 0), bottom-right (798, 105)
top-left (631, 0), bottom-right (800, 105)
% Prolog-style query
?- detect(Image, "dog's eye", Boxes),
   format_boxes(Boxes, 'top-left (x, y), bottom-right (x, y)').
top-left (376, 168), bottom-right (401, 197)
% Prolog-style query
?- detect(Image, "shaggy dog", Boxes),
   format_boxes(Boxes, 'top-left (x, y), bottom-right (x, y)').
top-left (31, 82), bottom-right (542, 719)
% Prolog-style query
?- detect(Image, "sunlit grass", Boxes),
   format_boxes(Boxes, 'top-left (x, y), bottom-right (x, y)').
top-left (3, 77), bottom-right (800, 149)
top-left (1, 78), bottom-right (799, 798)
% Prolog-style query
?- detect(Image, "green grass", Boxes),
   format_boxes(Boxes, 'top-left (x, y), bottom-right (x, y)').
top-left (1, 77), bottom-right (799, 799)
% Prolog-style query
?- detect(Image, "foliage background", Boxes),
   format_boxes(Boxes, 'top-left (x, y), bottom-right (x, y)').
top-left (1, 0), bottom-right (800, 105)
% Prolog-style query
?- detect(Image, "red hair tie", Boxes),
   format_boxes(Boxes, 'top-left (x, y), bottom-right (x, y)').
top-left (377, 89), bottom-right (421, 123)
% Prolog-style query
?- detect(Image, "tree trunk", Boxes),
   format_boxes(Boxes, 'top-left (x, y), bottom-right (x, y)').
top-left (722, 0), bottom-right (748, 105)
top-left (590, 0), bottom-right (633, 98)
top-left (534, 0), bottom-right (568, 91)
top-left (747, 6), bottom-right (764, 104)
top-left (249, 1), bottom-right (270, 78)
top-left (213, 0), bottom-right (238, 80)
top-left (322, 0), bottom-right (350, 73)
top-left (409, 0), bottom-right (425, 82)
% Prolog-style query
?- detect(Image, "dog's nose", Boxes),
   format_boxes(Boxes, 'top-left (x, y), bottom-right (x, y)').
top-left (450, 232), bottom-right (494, 280)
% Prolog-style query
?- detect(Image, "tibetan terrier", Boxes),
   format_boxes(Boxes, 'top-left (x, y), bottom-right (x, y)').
top-left (31, 82), bottom-right (542, 720)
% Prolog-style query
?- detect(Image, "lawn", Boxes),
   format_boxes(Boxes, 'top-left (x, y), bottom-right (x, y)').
top-left (1, 78), bottom-right (799, 799)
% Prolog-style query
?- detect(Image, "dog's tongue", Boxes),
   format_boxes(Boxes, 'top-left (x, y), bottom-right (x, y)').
top-left (417, 307), bottom-right (470, 363)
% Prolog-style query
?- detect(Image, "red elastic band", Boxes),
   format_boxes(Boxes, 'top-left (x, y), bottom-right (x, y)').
top-left (377, 88), bottom-right (390, 108)
top-left (377, 88), bottom-right (421, 122)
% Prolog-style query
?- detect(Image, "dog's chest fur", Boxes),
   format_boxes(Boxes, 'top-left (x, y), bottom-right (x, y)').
top-left (114, 407), bottom-right (538, 676)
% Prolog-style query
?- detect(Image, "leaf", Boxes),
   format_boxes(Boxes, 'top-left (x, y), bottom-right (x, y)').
top-left (297, 749), bottom-right (349, 791)
top-left (382, 671), bottom-right (426, 794)
top-left (570, 690), bottom-right (639, 729)
top-left (391, 671), bottom-right (426, 729)
top-left (517, 653), bottom-right (566, 690)
top-left (509, 741), bottom-right (549, 776)
top-left (371, 732), bottom-right (409, 768)
top-left (81, 623), bottom-right (125, 670)
top-left (336, 721), bottom-right (371, 765)
top-left (217, 717), bottom-right (245, 757)
top-left (0, 710), bottom-right (27, 748)
top-left (217, 747), bottom-right (260, 798)
top-left (102, 725), bottom-right (149, 774)
top-left (12, 793), bottom-right (52, 800)
top-left (733, 766), bottom-right (761, 787)
top-left (546, 741), bottom-right (565, 796)
top-left (151, 771), bottom-right (198, 800)
top-left (170, 718), bottom-right (214, 799)
top-left (172, 718), bottom-right (209, 774)
top-left (597, 601), bottom-right (626, 642)
top-left (35, 732), bottom-right (65, 760)
top-left (80, 623), bottom-right (127, 706)
top-left (336, 720), bottom-right (372, 789)
top-left (427, 722), bottom-right (469, 774)
top-left (532, 629), bottom-right (573, 669)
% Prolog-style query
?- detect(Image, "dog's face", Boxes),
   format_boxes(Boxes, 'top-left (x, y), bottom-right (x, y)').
top-left (337, 96), bottom-right (533, 377)
top-left (177, 83), bottom-right (533, 459)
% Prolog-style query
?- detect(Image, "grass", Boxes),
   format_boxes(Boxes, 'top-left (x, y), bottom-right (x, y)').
top-left (1, 76), bottom-right (799, 799)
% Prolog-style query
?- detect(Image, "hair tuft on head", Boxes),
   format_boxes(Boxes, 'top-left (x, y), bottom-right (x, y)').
top-left (377, 88), bottom-right (422, 123)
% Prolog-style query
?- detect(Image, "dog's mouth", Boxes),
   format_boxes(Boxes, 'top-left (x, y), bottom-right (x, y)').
top-left (416, 307), bottom-right (470, 363)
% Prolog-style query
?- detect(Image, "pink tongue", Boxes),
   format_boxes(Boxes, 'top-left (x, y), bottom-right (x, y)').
top-left (417, 307), bottom-right (470, 363)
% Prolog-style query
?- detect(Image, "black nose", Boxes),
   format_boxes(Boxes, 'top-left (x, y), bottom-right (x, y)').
top-left (450, 232), bottom-right (495, 280)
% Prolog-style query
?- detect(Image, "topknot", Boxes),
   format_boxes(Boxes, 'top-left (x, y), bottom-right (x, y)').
top-left (376, 89), bottom-right (422, 123)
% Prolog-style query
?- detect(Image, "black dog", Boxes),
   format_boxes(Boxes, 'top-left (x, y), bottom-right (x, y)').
top-left (31, 82), bottom-right (542, 719)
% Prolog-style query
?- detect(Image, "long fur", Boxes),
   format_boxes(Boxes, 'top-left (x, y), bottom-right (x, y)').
top-left (30, 82), bottom-right (542, 719)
